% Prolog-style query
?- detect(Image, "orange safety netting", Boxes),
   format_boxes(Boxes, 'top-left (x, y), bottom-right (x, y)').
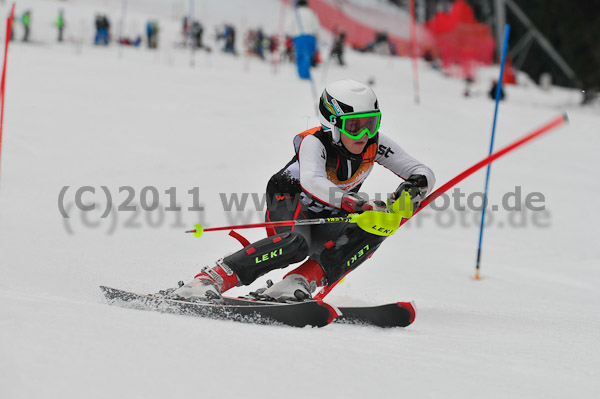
top-left (305, 0), bottom-right (505, 82)
top-left (425, 0), bottom-right (495, 80)
top-left (308, 0), bottom-right (431, 56)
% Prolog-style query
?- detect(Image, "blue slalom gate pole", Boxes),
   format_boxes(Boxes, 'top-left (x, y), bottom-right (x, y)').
top-left (475, 24), bottom-right (510, 279)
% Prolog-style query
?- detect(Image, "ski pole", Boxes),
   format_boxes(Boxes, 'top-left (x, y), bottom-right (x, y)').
top-left (186, 215), bottom-right (355, 238)
top-left (186, 195), bottom-right (415, 238)
top-left (314, 113), bottom-right (569, 300)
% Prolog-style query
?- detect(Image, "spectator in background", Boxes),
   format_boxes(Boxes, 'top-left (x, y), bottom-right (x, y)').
top-left (463, 76), bottom-right (474, 97)
top-left (182, 16), bottom-right (191, 46)
top-left (225, 25), bottom-right (236, 54)
top-left (247, 28), bottom-right (271, 60)
top-left (103, 15), bottom-right (111, 45)
top-left (283, 35), bottom-right (294, 62)
top-left (146, 20), bottom-right (159, 49)
top-left (330, 30), bottom-right (346, 66)
top-left (94, 15), bottom-right (110, 46)
top-left (56, 10), bottom-right (65, 42)
top-left (119, 36), bottom-right (142, 47)
top-left (182, 16), bottom-right (190, 36)
top-left (359, 31), bottom-right (394, 55)
top-left (423, 46), bottom-right (441, 70)
top-left (190, 21), bottom-right (211, 51)
top-left (191, 21), bottom-right (202, 49)
top-left (22, 10), bottom-right (31, 42)
top-left (218, 24), bottom-right (237, 55)
top-left (257, 28), bottom-right (266, 60)
top-left (488, 80), bottom-right (505, 101)
top-left (94, 15), bottom-right (103, 45)
top-left (269, 34), bottom-right (279, 59)
top-left (285, 0), bottom-right (321, 79)
top-left (182, 17), bottom-right (202, 49)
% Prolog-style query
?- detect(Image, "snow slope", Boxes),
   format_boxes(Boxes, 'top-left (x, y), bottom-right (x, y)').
top-left (1, 1), bottom-right (599, 399)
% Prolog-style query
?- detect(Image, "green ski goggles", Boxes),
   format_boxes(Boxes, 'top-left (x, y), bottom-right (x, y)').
top-left (331, 111), bottom-right (381, 140)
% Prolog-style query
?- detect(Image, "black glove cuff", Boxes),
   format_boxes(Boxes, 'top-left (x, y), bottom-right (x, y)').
top-left (407, 174), bottom-right (428, 188)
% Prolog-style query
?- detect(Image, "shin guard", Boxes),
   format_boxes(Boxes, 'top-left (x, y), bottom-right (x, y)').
top-left (224, 231), bottom-right (309, 286)
top-left (319, 226), bottom-right (386, 283)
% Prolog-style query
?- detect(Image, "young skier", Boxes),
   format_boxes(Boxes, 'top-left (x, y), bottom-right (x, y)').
top-left (172, 79), bottom-right (435, 302)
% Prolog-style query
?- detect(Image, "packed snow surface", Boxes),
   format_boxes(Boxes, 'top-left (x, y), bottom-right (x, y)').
top-left (1, 1), bottom-right (599, 398)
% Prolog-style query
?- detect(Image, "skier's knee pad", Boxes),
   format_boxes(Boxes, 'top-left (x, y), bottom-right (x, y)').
top-left (225, 231), bottom-right (309, 286)
top-left (319, 226), bottom-right (386, 283)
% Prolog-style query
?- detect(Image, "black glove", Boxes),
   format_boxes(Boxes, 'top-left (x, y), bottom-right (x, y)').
top-left (391, 174), bottom-right (428, 209)
top-left (341, 192), bottom-right (388, 214)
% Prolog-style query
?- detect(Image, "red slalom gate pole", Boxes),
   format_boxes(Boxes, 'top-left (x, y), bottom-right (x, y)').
top-left (314, 113), bottom-right (568, 300)
top-left (0, 3), bottom-right (15, 186)
top-left (405, 113), bottom-right (568, 223)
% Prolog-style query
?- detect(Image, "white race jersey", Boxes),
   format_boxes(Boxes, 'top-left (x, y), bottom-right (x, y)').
top-left (268, 127), bottom-right (436, 214)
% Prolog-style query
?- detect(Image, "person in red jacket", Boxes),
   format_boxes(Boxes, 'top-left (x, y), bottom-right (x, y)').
top-left (172, 79), bottom-right (435, 302)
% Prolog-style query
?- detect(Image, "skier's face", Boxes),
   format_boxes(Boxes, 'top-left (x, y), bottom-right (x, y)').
top-left (340, 132), bottom-right (368, 154)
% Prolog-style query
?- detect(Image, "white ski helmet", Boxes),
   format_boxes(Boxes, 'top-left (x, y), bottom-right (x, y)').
top-left (319, 79), bottom-right (381, 145)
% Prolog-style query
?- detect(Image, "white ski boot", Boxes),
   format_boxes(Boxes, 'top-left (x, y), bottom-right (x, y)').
top-left (172, 260), bottom-right (239, 302)
top-left (262, 274), bottom-right (316, 302)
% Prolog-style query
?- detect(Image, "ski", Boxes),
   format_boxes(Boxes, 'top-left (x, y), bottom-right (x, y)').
top-left (221, 296), bottom-right (416, 328)
top-left (335, 302), bottom-right (416, 328)
top-left (100, 286), bottom-right (338, 328)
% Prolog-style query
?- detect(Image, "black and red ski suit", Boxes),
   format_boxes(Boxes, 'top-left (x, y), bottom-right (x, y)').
top-left (224, 127), bottom-right (435, 288)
